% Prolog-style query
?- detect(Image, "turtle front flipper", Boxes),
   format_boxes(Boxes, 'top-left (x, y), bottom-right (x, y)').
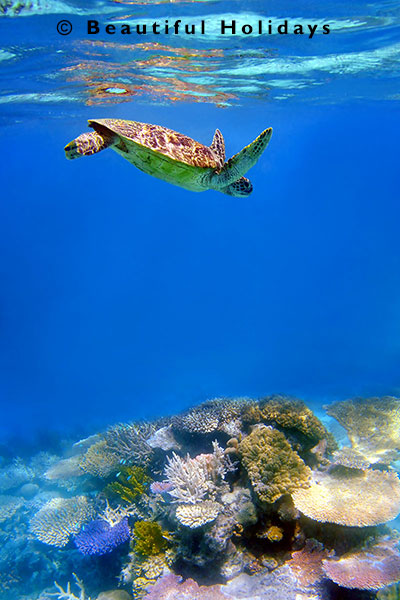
top-left (211, 127), bottom-right (272, 188)
top-left (64, 131), bottom-right (114, 160)
top-left (222, 177), bottom-right (253, 197)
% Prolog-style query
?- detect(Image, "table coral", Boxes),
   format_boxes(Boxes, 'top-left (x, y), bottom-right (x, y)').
top-left (176, 500), bottom-right (222, 528)
top-left (29, 496), bottom-right (94, 547)
top-left (239, 425), bottom-right (311, 503)
top-left (292, 468), bottom-right (400, 526)
top-left (325, 396), bottom-right (400, 464)
top-left (322, 537), bottom-right (400, 590)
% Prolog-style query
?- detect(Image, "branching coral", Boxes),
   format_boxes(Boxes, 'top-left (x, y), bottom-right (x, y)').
top-left (74, 518), bottom-right (130, 555)
top-left (239, 425), bottom-right (311, 503)
top-left (142, 573), bottom-right (226, 600)
top-left (29, 496), bottom-right (94, 547)
top-left (176, 501), bottom-right (222, 528)
top-left (78, 440), bottom-right (121, 478)
top-left (105, 422), bottom-right (156, 467)
top-left (322, 537), bottom-right (400, 590)
top-left (325, 396), bottom-right (400, 464)
top-left (104, 466), bottom-right (151, 504)
top-left (48, 573), bottom-right (92, 600)
top-left (171, 397), bottom-right (252, 437)
top-left (164, 442), bottom-right (230, 505)
top-left (292, 468), bottom-right (400, 526)
top-left (0, 494), bottom-right (23, 522)
top-left (132, 520), bottom-right (168, 556)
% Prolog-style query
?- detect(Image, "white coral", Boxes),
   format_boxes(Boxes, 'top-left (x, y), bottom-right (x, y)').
top-left (164, 452), bottom-right (209, 504)
top-left (176, 501), bottom-right (222, 528)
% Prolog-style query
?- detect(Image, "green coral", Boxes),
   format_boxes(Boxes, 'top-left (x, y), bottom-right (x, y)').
top-left (132, 520), bottom-right (168, 556)
top-left (325, 396), bottom-right (400, 464)
top-left (239, 424), bottom-right (311, 504)
top-left (104, 466), bottom-right (150, 504)
top-left (243, 395), bottom-right (336, 453)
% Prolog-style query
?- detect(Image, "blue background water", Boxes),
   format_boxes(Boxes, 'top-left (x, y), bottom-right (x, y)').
top-left (0, 0), bottom-right (399, 442)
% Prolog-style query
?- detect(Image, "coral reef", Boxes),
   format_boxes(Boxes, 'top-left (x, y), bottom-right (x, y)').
top-left (325, 396), bottom-right (400, 464)
top-left (292, 467), bottom-right (400, 526)
top-left (3, 394), bottom-right (400, 600)
top-left (78, 441), bottom-right (121, 479)
top-left (29, 496), bottom-right (94, 547)
top-left (175, 500), bottom-right (222, 528)
top-left (239, 424), bottom-right (311, 503)
top-left (243, 395), bottom-right (335, 452)
top-left (105, 466), bottom-right (151, 504)
top-left (74, 518), bottom-right (130, 556)
top-left (322, 537), bottom-right (400, 590)
top-left (171, 397), bottom-right (252, 437)
top-left (105, 423), bottom-right (156, 467)
top-left (132, 520), bottom-right (168, 556)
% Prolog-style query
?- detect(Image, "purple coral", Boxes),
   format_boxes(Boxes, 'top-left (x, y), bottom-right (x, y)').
top-left (74, 518), bottom-right (130, 555)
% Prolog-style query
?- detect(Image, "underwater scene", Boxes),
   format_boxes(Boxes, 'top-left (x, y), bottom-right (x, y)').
top-left (1, 0), bottom-right (400, 599)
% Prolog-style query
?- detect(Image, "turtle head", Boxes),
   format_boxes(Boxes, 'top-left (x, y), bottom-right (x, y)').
top-left (64, 130), bottom-right (113, 160)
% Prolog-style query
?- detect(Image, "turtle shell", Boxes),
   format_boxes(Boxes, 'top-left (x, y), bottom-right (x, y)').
top-left (88, 119), bottom-right (220, 170)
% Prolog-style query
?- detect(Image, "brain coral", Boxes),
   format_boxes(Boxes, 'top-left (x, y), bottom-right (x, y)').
top-left (322, 538), bottom-right (400, 590)
top-left (325, 396), bottom-right (400, 464)
top-left (239, 425), bottom-right (311, 503)
top-left (29, 495), bottom-right (94, 547)
top-left (292, 468), bottom-right (400, 526)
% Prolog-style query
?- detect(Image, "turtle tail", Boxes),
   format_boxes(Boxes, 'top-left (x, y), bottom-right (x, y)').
top-left (64, 131), bottom-right (113, 160)
top-left (211, 127), bottom-right (272, 188)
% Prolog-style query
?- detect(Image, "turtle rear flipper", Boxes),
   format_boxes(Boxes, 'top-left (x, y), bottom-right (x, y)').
top-left (222, 177), bottom-right (253, 197)
top-left (213, 127), bottom-right (272, 187)
top-left (64, 130), bottom-right (114, 160)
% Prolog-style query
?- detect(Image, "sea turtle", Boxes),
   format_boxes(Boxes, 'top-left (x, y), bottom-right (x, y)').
top-left (64, 119), bottom-right (272, 197)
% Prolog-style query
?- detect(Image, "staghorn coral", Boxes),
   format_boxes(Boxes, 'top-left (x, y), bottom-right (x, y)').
top-left (105, 466), bottom-right (151, 504)
top-left (0, 458), bottom-right (34, 491)
top-left (0, 494), bottom-right (23, 522)
top-left (78, 440), bottom-right (121, 478)
top-left (105, 422), bottom-right (156, 467)
top-left (243, 396), bottom-right (335, 451)
top-left (49, 573), bottom-right (92, 600)
top-left (74, 518), bottom-right (130, 555)
top-left (29, 495), bottom-right (94, 547)
top-left (132, 520), bottom-right (168, 556)
top-left (171, 397), bottom-right (252, 437)
top-left (164, 441), bottom-right (231, 505)
top-left (322, 537), bottom-right (400, 590)
top-left (325, 396), bottom-right (400, 464)
top-left (292, 467), bottom-right (400, 526)
top-left (239, 425), bottom-right (311, 503)
top-left (175, 500), bottom-right (222, 528)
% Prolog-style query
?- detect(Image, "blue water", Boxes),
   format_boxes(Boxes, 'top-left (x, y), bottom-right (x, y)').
top-left (1, 0), bottom-right (400, 441)
top-left (0, 3), bottom-right (400, 598)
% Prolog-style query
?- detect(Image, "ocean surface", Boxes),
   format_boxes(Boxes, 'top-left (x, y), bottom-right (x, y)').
top-left (0, 1), bottom-right (400, 599)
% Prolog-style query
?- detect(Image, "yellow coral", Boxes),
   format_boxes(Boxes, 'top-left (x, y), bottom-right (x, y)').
top-left (265, 525), bottom-right (284, 542)
top-left (239, 425), bottom-right (311, 503)
top-left (325, 396), bottom-right (400, 464)
top-left (133, 520), bottom-right (168, 556)
top-left (105, 466), bottom-right (150, 504)
top-left (79, 440), bottom-right (120, 478)
top-left (244, 396), bottom-right (334, 451)
top-left (175, 501), bottom-right (222, 528)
